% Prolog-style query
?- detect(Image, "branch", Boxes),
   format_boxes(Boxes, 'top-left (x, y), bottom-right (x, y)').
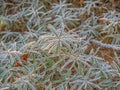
top-left (90, 39), bottom-right (120, 51)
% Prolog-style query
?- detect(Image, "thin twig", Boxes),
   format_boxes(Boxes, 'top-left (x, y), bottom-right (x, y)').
top-left (90, 39), bottom-right (120, 51)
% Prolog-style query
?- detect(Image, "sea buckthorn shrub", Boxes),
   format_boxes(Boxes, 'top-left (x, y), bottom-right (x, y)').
top-left (0, 0), bottom-right (120, 90)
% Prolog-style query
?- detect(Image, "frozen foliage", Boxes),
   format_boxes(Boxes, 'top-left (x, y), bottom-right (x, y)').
top-left (0, 0), bottom-right (120, 90)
